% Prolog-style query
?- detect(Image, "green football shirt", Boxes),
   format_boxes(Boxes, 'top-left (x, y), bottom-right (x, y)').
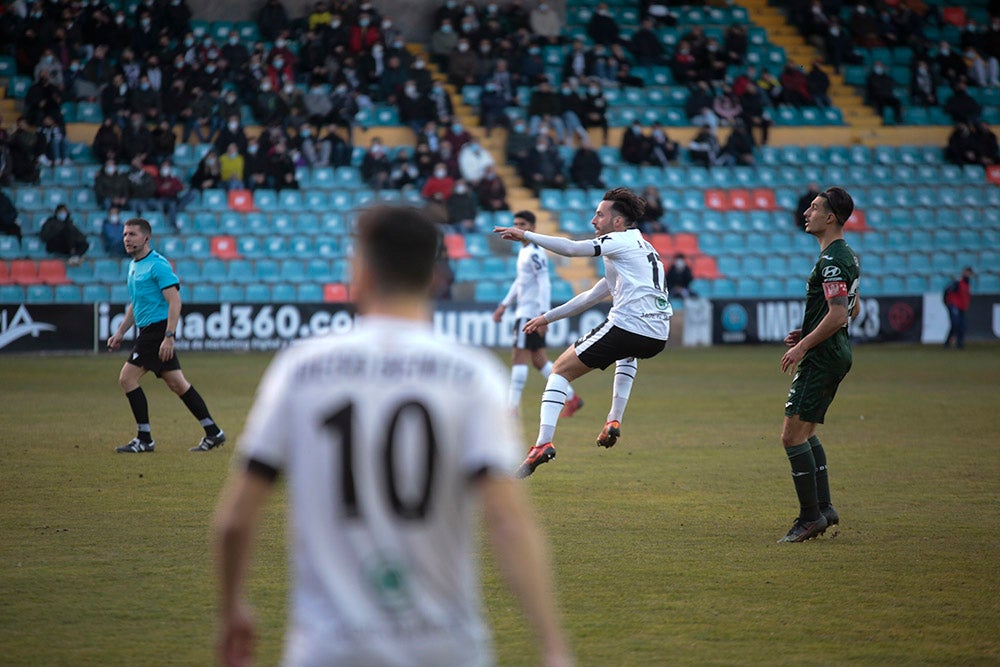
top-left (800, 238), bottom-right (860, 364)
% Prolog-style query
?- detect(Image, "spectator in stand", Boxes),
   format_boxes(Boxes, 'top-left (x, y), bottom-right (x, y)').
top-left (965, 46), bottom-right (1000, 88)
top-left (866, 61), bottom-right (903, 125)
top-left (25, 70), bottom-right (64, 127)
top-left (33, 49), bottom-right (64, 90)
top-left (10, 117), bottom-right (41, 184)
top-left (849, 3), bottom-right (879, 48)
top-left (823, 17), bottom-right (851, 74)
top-left (214, 114), bottom-right (249, 155)
top-left (936, 41), bottom-right (968, 86)
top-left (647, 124), bottom-right (679, 166)
top-left (443, 118), bottom-right (473, 153)
top-left (517, 44), bottom-right (547, 86)
top-left (150, 120), bottom-right (176, 166)
top-left (429, 19), bottom-right (459, 70)
top-left (505, 119), bottom-right (534, 167)
top-left (360, 137), bottom-right (392, 190)
top-left (458, 138), bottom-right (495, 185)
top-left (757, 69), bottom-right (784, 106)
top-left (253, 79), bottom-right (288, 127)
top-left (529, 2), bottom-right (562, 45)
top-left (476, 165), bottom-right (509, 212)
top-left (780, 63), bottom-right (813, 107)
top-left (437, 140), bottom-right (460, 177)
top-left (665, 253), bottom-right (695, 301)
top-left (190, 149), bottom-right (222, 194)
top-left (620, 120), bottom-right (649, 165)
top-left (152, 159), bottom-right (185, 228)
top-left (479, 82), bottom-right (508, 137)
top-left (0, 189), bottom-right (23, 243)
top-left (562, 38), bottom-right (594, 81)
top-left (739, 81), bottom-right (772, 145)
top-left (183, 86), bottom-right (215, 143)
top-left (37, 114), bottom-right (69, 167)
top-left (413, 140), bottom-right (438, 183)
top-left (975, 121), bottom-right (999, 164)
top-left (521, 134), bottom-right (566, 195)
top-left (528, 79), bottom-right (569, 143)
top-left (569, 137), bottom-right (605, 190)
top-left (244, 137), bottom-right (269, 190)
top-left (127, 156), bottom-right (157, 212)
top-left (258, 0), bottom-right (291, 44)
top-left (214, 90), bottom-right (242, 136)
top-left (686, 81), bottom-right (718, 130)
top-left (267, 141), bottom-right (299, 191)
top-left (702, 38), bottom-right (729, 82)
top-left (576, 79), bottom-right (609, 145)
top-left (320, 124), bottom-right (352, 167)
top-left (303, 80), bottom-right (334, 126)
top-left (626, 18), bottom-right (664, 67)
top-left (713, 84), bottom-right (743, 126)
top-left (724, 119), bottom-right (756, 166)
top-left (725, 24), bottom-right (749, 65)
top-left (91, 117), bottom-right (122, 164)
top-left (446, 178), bottom-right (479, 232)
top-left (422, 162), bottom-right (455, 200)
top-left (807, 61), bottom-right (832, 108)
top-left (944, 82), bottom-right (982, 124)
top-left (588, 2), bottom-right (620, 46)
top-left (121, 112), bottom-right (155, 164)
top-left (911, 59), bottom-right (939, 107)
top-left (95, 159), bottom-right (130, 210)
top-left (40, 204), bottom-right (89, 266)
top-left (672, 40), bottom-right (700, 85)
top-left (388, 148), bottom-right (421, 190)
top-left (795, 183), bottom-right (821, 229)
top-left (100, 206), bottom-right (129, 257)
top-left (689, 124), bottom-right (733, 167)
top-left (349, 13), bottom-right (382, 54)
top-left (219, 143), bottom-right (245, 191)
top-left (638, 185), bottom-right (667, 234)
top-left (448, 37), bottom-right (480, 87)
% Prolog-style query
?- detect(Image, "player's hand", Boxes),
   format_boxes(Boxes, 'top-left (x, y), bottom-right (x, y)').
top-left (523, 316), bottom-right (548, 334)
top-left (107, 333), bottom-right (123, 351)
top-left (159, 337), bottom-right (174, 362)
top-left (781, 344), bottom-right (804, 375)
top-left (784, 329), bottom-right (802, 347)
top-left (218, 601), bottom-right (256, 667)
top-left (492, 304), bottom-right (505, 323)
top-left (494, 225), bottom-right (525, 242)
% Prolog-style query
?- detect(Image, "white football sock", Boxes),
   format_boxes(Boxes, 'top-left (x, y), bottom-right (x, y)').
top-left (607, 358), bottom-right (638, 424)
top-left (507, 364), bottom-right (529, 410)
top-left (539, 360), bottom-right (575, 399)
top-left (536, 373), bottom-right (570, 446)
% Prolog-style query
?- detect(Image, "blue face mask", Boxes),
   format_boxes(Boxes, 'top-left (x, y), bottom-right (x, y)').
top-left (452, 124), bottom-right (462, 133)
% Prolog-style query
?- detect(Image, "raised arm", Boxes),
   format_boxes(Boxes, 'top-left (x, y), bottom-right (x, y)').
top-left (494, 225), bottom-right (597, 258)
top-left (523, 278), bottom-right (611, 333)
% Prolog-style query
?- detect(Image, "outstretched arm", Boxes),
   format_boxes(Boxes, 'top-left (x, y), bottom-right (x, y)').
top-left (494, 226), bottom-right (597, 258)
top-left (523, 279), bottom-right (611, 333)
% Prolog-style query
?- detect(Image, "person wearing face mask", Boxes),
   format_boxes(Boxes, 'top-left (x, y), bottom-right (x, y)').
top-left (33, 49), bottom-right (65, 90)
top-left (665, 253), bottom-right (695, 302)
top-left (629, 18), bottom-right (666, 66)
top-left (864, 60), bottom-right (902, 125)
top-left (348, 13), bottom-right (381, 54)
top-left (521, 135), bottom-right (566, 195)
top-left (849, 2), bottom-right (879, 48)
top-left (254, 79), bottom-right (289, 126)
top-left (398, 79), bottom-right (434, 132)
top-left (95, 159), bottom-right (131, 209)
top-left (190, 149), bottom-right (222, 192)
top-left (162, 0), bottom-right (192, 40)
top-left (242, 138), bottom-right (270, 190)
top-left (41, 205), bottom-right (89, 265)
top-left (214, 114), bottom-right (249, 155)
top-left (430, 19), bottom-right (459, 70)
top-left (530, 1), bottom-right (562, 45)
top-left (221, 31), bottom-right (250, 76)
top-left (505, 120), bottom-right (534, 166)
top-left (152, 159), bottom-right (185, 228)
top-left (448, 38), bottom-right (480, 86)
top-left (421, 161), bottom-right (455, 200)
top-left (446, 178), bottom-right (478, 233)
top-left (129, 74), bottom-right (163, 123)
top-left (131, 11), bottom-right (159, 58)
top-left (257, 0), bottom-right (290, 42)
top-left (360, 137), bottom-right (392, 190)
top-left (587, 2), bottom-right (620, 46)
top-left (909, 58), bottom-right (938, 107)
top-left (443, 118), bottom-right (473, 153)
top-left (101, 206), bottom-right (130, 257)
top-left (219, 142), bottom-right (245, 190)
top-left (458, 138), bottom-right (495, 185)
top-left (569, 136), bottom-right (605, 190)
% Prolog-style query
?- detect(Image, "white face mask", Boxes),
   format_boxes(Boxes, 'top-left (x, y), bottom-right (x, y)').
top-left (228, 122), bottom-right (238, 131)
top-left (106, 166), bottom-right (116, 175)
top-left (434, 168), bottom-right (446, 177)
top-left (57, 212), bottom-right (68, 221)
top-left (160, 167), bottom-right (171, 176)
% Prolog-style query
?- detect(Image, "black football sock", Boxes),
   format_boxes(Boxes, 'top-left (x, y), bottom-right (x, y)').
top-left (126, 387), bottom-right (152, 443)
top-left (786, 442), bottom-right (821, 521)
top-left (809, 435), bottom-right (831, 509)
top-left (179, 386), bottom-right (221, 436)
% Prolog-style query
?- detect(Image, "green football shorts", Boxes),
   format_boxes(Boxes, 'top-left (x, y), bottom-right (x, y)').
top-left (784, 356), bottom-right (851, 424)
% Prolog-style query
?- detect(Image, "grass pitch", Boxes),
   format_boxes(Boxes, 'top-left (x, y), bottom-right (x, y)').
top-left (1, 343), bottom-right (998, 666)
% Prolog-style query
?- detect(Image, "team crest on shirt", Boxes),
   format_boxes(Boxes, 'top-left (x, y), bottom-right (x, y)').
top-left (365, 554), bottom-right (414, 611)
top-left (655, 296), bottom-right (669, 311)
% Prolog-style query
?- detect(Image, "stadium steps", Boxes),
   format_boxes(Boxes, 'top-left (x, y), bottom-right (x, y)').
top-left (741, 0), bottom-right (883, 132)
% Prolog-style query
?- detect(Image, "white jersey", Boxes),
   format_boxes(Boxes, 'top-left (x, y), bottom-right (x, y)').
top-left (500, 242), bottom-right (551, 319)
top-left (591, 228), bottom-right (672, 340)
top-left (237, 316), bottom-right (521, 667)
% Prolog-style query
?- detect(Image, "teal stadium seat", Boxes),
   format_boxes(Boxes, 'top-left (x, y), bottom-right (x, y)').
top-left (26, 285), bottom-right (54, 303)
top-left (271, 283), bottom-right (297, 302)
top-left (219, 284), bottom-right (245, 302)
top-left (245, 284), bottom-right (271, 301)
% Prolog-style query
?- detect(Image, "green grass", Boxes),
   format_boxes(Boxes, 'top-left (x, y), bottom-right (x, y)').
top-left (2, 344), bottom-right (999, 665)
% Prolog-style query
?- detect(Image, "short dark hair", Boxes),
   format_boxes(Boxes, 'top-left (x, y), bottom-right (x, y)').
top-left (124, 217), bottom-right (152, 236)
top-left (513, 210), bottom-right (536, 225)
top-left (817, 186), bottom-right (854, 226)
top-left (355, 206), bottom-right (440, 295)
top-left (603, 187), bottom-right (645, 226)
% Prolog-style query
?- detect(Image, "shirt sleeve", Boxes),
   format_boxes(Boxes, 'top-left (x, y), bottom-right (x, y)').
top-left (545, 277), bottom-right (610, 322)
top-left (818, 255), bottom-right (850, 301)
top-left (524, 230), bottom-right (599, 257)
top-left (154, 256), bottom-right (180, 291)
top-left (237, 349), bottom-right (296, 472)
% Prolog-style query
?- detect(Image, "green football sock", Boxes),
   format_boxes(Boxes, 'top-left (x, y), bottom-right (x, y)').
top-left (786, 442), bottom-right (820, 521)
top-left (809, 435), bottom-right (831, 509)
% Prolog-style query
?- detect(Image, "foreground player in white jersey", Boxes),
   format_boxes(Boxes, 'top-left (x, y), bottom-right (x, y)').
top-left (213, 206), bottom-right (573, 667)
top-left (495, 187), bottom-right (671, 477)
top-left (492, 210), bottom-right (582, 416)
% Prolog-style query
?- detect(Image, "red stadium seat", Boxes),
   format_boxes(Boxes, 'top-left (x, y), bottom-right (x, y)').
top-left (751, 188), bottom-right (777, 210)
top-left (443, 233), bottom-right (470, 259)
top-left (323, 282), bottom-right (351, 302)
top-left (210, 235), bottom-right (240, 259)
top-left (37, 259), bottom-right (70, 285)
top-left (0, 261), bottom-right (11, 285)
top-left (10, 260), bottom-right (42, 285)
top-left (673, 233), bottom-right (699, 255)
top-left (648, 233), bottom-right (674, 256)
top-left (704, 189), bottom-right (727, 210)
top-left (227, 189), bottom-right (256, 212)
top-left (728, 189), bottom-right (751, 210)
top-left (987, 166), bottom-right (1000, 185)
top-left (690, 254), bottom-right (720, 279)
top-left (845, 209), bottom-right (869, 232)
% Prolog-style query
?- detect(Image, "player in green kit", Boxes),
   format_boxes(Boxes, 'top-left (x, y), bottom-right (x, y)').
top-left (777, 187), bottom-right (860, 543)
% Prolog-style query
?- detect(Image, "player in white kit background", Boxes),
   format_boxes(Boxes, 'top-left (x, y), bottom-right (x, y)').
top-left (492, 210), bottom-right (582, 417)
top-left (495, 187), bottom-right (672, 478)
top-left (213, 206), bottom-right (573, 667)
